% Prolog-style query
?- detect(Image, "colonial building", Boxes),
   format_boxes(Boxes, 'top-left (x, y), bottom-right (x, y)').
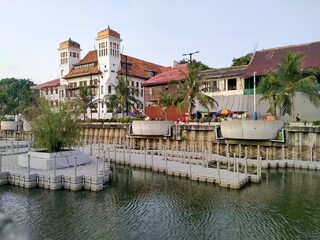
top-left (34, 27), bottom-right (168, 118)
top-left (144, 41), bottom-right (320, 121)
top-left (143, 63), bottom-right (188, 120)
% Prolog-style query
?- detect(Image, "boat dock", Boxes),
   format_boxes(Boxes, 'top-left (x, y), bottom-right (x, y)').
top-left (1, 140), bottom-right (320, 191)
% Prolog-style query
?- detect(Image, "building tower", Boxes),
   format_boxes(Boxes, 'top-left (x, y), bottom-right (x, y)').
top-left (58, 38), bottom-right (81, 86)
top-left (96, 26), bottom-right (122, 98)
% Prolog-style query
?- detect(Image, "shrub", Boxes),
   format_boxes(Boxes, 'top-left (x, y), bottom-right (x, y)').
top-left (32, 101), bottom-right (81, 153)
top-left (313, 120), bottom-right (320, 126)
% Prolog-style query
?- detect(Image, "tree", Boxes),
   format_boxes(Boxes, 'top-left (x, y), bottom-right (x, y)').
top-left (73, 87), bottom-right (95, 120)
top-left (276, 53), bottom-right (320, 120)
top-left (158, 91), bottom-right (174, 120)
top-left (176, 63), bottom-right (217, 120)
top-left (231, 53), bottom-right (253, 67)
top-left (31, 101), bottom-right (81, 153)
top-left (178, 59), bottom-right (210, 70)
top-left (0, 78), bottom-right (39, 116)
top-left (258, 53), bottom-right (320, 120)
top-left (104, 75), bottom-right (141, 117)
top-left (257, 74), bottom-right (281, 118)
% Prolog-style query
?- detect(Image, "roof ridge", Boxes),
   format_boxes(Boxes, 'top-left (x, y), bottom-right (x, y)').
top-left (257, 41), bottom-right (320, 53)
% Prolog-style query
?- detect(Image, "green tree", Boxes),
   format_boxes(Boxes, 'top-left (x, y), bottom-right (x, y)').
top-left (258, 53), bottom-right (320, 120)
top-left (276, 53), bottom-right (320, 120)
top-left (158, 91), bottom-right (174, 120)
top-left (178, 59), bottom-right (210, 70)
top-left (31, 101), bottom-right (81, 153)
top-left (231, 53), bottom-right (253, 66)
top-left (0, 78), bottom-right (39, 116)
top-left (73, 87), bottom-right (95, 120)
top-left (104, 75), bottom-right (141, 116)
top-left (176, 63), bottom-right (217, 119)
top-left (257, 74), bottom-right (281, 118)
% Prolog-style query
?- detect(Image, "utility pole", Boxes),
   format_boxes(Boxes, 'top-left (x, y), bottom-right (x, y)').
top-left (182, 51), bottom-right (200, 63)
top-left (125, 55), bottom-right (128, 116)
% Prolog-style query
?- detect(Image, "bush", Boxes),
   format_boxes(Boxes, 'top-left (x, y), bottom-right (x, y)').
top-left (313, 120), bottom-right (320, 126)
top-left (32, 102), bottom-right (81, 153)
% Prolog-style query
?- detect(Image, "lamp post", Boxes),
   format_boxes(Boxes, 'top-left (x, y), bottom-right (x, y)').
top-left (253, 72), bottom-right (257, 120)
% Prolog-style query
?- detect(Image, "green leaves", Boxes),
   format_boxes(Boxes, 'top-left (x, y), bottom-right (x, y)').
top-left (31, 101), bottom-right (81, 153)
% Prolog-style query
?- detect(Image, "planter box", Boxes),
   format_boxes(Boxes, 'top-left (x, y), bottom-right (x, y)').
top-left (17, 150), bottom-right (91, 170)
top-left (1, 121), bottom-right (18, 131)
top-left (221, 120), bottom-right (284, 140)
top-left (131, 121), bottom-right (174, 136)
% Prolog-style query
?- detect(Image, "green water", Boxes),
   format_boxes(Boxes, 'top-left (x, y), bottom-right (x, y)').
top-left (1, 166), bottom-right (320, 240)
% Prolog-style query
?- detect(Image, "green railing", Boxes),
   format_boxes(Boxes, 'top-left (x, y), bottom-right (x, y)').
top-left (244, 89), bottom-right (254, 95)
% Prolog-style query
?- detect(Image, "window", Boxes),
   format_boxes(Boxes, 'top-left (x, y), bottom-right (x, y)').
top-left (101, 85), bottom-right (103, 94)
top-left (227, 78), bottom-right (237, 91)
top-left (136, 82), bottom-right (139, 88)
top-left (149, 87), bottom-right (154, 96)
top-left (55, 89), bottom-right (58, 94)
top-left (99, 41), bottom-right (108, 56)
top-left (108, 85), bottom-right (112, 94)
top-left (141, 89), bottom-right (143, 97)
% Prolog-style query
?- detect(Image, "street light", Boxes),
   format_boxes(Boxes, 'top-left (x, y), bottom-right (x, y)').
top-left (182, 51), bottom-right (200, 63)
top-left (252, 72), bottom-right (257, 120)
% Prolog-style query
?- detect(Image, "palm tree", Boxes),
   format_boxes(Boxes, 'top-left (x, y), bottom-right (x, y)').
top-left (158, 91), bottom-right (174, 120)
top-left (176, 63), bottom-right (217, 120)
top-left (104, 75), bottom-right (141, 117)
top-left (277, 53), bottom-right (320, 120)
top-left (257, 74), bottom-right (281, 118)
top-left (73, 87), bottom-right (95, 120)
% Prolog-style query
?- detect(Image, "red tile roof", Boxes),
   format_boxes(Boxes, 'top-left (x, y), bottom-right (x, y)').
top-left (97, 26), bottom-right (121, 40)
top-left (59, 38), bottom-right (80, 49)
top-left (143, 64), bottom-right (188, 87)
top-left (64, 50), bottom-right (101, 79)
top-left (119, 55), bottom-right (169, 80)
top-left (64, 51), bottom-right (168, 80)
top-left (31, 78), bottom-right (60, 89)
top-left (203, 65), bottom-right (247, 79)
top-left (244, 41), bottom-right (320, 77)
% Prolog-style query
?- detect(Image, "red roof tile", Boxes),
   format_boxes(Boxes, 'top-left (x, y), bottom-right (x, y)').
top-left (64, 50), bottom-right (101, 79)
top-left (59, 38), bottom-right (80, 49)
top-left (119, 55), bottom-right (169, 80)
top-left (244, 41), bottom-right (320, 77)
top-left (31, 78), bottom-right (60, 89)
top-left (143, 64), bottom-right (188, 87)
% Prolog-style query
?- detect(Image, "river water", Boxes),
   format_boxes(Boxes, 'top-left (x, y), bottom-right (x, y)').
top-left (1, 166), bottom-right (320, 240)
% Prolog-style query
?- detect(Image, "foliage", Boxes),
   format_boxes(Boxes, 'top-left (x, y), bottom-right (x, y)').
top-left (0, 78), bottom-right (39, 116)
top-left (258, 53), bottom-right (320, 121)
top-left (104, 75), bottom-right (141, 117)
top-left (72, 87), bottom-right (95, 120)
top-left (257, 74), bottom-right (281, 118)
top-left (178, 59), bottom-right (210, 70)
top-left (312, 120), bottom-right (320, 126)
top-left (158, 91), bottom-right (175, 120)
top-left (31, 101), bottom-right (81, 153)
top-left (176, 63), bottom-right (217, 119)
top-left (231, 53), bottom-right (253, 66)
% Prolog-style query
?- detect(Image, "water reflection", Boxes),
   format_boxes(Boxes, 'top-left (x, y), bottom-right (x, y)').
top-left (0, 166), bottom-right (320, 239)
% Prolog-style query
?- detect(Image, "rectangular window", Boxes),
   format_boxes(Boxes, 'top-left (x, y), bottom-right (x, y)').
top-left (136, 82), bottom-right (139, 88)
top-left (55, 89), bottom-right (58, 94)
top-left (101, 85), bottom-right (103, 94)
top-left (141, 89), bottom-right (143, 97)
top-left (108, 85), bottom-right (112, 94)
top-left (227, 78), bottom-right (237, 91)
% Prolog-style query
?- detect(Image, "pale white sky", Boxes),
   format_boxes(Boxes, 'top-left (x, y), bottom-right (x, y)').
top-left (1, 0), bottom-right (319, 84)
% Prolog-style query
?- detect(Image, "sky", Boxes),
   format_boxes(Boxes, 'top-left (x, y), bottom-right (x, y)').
top-left (1, 0), bottom-right (319, 84)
